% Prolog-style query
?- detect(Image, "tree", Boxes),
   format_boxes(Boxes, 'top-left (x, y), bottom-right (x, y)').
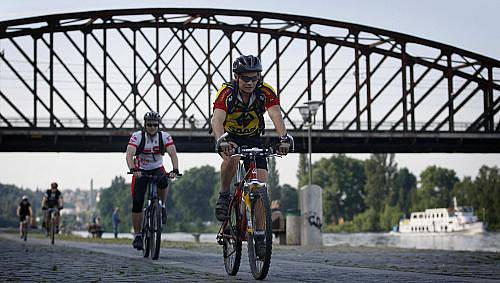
top-left (353, 208), bottom-right (378, 232)
top-left (0, 183), bottom-right (44, 227)
top-left (297, 153), bottom-right (308, 188)
top-left (278, 184), bottom-right (298, 212)
top-left (268, 156), bottom-right (280, 200)
top-left (391, 168), bottom-right (417, 216)
top-left (452, 176), bottom-right (475, 208)
top-left (472, 166), bottom-right (500, 229)
top-left (170, 165), bottom-right (220, 224)
top-left (97, 176), bottom-right (132, 233)
top-left (379, 204), bottom-right (404, 231)
top-left (311, 154), bottom-right (366, 224)
top-left (364, 154), bottom-right (397, 213)
top-left (412, 165), bottom-right (459, 211)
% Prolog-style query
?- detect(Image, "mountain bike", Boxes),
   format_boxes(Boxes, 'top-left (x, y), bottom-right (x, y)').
top-left (129, 170), bottom-right (181, 260)
top-left (215, 133), bottom-right (293, 280)
top-left (46, 208), bottom-right (58, 245)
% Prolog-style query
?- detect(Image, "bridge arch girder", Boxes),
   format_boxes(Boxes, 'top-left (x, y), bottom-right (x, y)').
top-left (0, 8), bottom-right (499, 152)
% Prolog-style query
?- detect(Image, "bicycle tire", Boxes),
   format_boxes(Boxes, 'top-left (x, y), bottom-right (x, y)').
top-left (50, 215), bottom-right (56, 245)
top-left (23, 222), bottom-right (28, 242)
top-left (151, 201), bottom-right (162, 260)
top-left (223, 199), bottom-right (242, 276)
top-left (142, 208), bottom-right (151, 258)
top-left (247, 189), bottom-right (272, 280)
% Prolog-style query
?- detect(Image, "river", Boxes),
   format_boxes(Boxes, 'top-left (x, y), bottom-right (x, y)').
top-left (72, 231), bottom-right (500, 252)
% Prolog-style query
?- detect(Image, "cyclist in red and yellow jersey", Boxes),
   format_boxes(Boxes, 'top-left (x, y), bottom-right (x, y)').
top-left (211, 55), bottom-right (293, 223)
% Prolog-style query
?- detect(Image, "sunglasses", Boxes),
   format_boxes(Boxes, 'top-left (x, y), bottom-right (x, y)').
top-left (146, 123), bottom-right (159, 127)
top-left (240, 75), bottom-right (259, 82)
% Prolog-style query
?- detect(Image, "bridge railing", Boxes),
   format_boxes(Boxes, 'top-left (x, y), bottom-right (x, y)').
top-left (0, 117), bottom-right (473, 132)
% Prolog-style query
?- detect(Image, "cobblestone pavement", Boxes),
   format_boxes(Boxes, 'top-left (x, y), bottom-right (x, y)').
top-left (0, 233), bottom-right (499, 282)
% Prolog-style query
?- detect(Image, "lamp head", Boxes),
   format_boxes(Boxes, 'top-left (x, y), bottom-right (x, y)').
top-left (305, 100), bottom-right (322, 116)
top-left (296, 105), bottom-right (310, 122)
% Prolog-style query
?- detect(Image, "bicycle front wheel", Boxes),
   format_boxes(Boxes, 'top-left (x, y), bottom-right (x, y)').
top-left (50, 217), bottom-right (56, 245)
top-left (223, 200), bottom-right (242, 275)
top-left (247, 188), bottom-right (272, 280)
top-left (24, 222), bottom-right (28, 242)
top-left (151, 202), bottom-right (162, 260)
top-left (142, 208), bottom-right (151, 258)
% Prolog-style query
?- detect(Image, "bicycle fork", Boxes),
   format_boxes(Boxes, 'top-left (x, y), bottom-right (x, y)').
top-left (243, 189), bottom-right (255, 237)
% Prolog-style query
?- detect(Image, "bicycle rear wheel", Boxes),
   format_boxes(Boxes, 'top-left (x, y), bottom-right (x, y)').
top-left (151, 202), bottom-right (162, 260)
top-left (142, 208), bottom-right (151, 258)
top-left (247, 189), bottom-right (272, 280)
top-left (223, 200), bottom-right (242, 276)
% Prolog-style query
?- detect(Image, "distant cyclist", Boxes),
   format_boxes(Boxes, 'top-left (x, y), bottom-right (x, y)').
top-left (126, 111), bottom-right (180, 250)
top-left (41, 182), bottom-right (64, 235)
top-left (17, 195), bottom-right (33, 238)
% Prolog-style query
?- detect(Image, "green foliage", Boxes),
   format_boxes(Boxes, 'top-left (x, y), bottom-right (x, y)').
top-left (2, 159), bottom-right (499, 234)
top-left (391, 168), bottom-right (417, 217)
top-left (268, 157), bottom-right (280, 200)
top-left (364, 154), bottom-right (397, 212)
top-left (97, 176), bottom-right (132, 233)
top-left (452, 166), bottom-right (500, 230)
top-left (278, 184), bottom-right (299, 212)
top-left (311, 154), bottom-right (366, 224)
top-left (379, 204), bottom-right (404, 231)
top-left (353, 208), bottom-right (379, 232)
top-left (170, 165), bottom-right (220, 224)
top-left (96, 166), bottom-right (220, 233)
top-left (323, 221), bottom-right (357, 233)
top-left (297, 153), bottom-right (308, 188)
top-left (412, 166), bottom-right (459, 211)
top-left (0, 183), bottom-right (44, 227)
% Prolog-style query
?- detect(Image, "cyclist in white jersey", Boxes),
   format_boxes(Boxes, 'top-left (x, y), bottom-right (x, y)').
top-left (125, 111), bottom-right (179, 250)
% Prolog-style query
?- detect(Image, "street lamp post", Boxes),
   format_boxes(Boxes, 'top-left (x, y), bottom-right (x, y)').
top-left (296, 100), bottom-right (322, 187)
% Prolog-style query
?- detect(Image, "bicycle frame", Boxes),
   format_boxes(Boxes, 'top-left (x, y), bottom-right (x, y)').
top-left (220, 148), bottom-right (270, 242)
top-left (238, 155), bottom-right (267, 239)
top-left (47, 208), bottom-right (58, 244)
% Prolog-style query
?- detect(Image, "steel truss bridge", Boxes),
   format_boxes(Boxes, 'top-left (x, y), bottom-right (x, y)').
top-left (0, 8), bottom-right (499, 153)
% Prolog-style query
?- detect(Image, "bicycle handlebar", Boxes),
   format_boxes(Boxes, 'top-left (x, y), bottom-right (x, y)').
top-left (230, 146), bottom-right (283, 158)
top-left (127, 170), bottom-right (183, 178)
top-left (215, 132), bottom-right (295, 153)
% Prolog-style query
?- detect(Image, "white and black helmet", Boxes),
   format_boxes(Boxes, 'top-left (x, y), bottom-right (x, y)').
top-left (144, 111), bottom-right (161, 122)
top-left (232, 55), bottom-right (262, 74)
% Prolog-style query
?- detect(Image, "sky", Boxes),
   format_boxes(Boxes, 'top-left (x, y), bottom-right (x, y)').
top-left (0, 0), bottom-right (499, 191)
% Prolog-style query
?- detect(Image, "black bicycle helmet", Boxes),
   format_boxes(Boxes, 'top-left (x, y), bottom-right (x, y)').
top-left (144, 111), bottom-right (161, 122)
top-left (232, 55), bottom-right (262, 74)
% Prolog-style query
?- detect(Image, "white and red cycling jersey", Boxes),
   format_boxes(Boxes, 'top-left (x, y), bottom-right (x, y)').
top-left (127, 130), bottom-right (174, 171)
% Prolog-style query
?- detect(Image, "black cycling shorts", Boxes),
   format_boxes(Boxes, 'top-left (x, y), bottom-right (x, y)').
top-left (19, 214), bottom-right (29, 222)
top-left (226, 134), bottom-right (268, 171)
top-left (131, 167), bottom-right (169, 213)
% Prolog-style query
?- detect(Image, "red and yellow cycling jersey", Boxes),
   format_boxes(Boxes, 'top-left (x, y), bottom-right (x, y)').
top-left (213, 81), bottom-right (280, 136)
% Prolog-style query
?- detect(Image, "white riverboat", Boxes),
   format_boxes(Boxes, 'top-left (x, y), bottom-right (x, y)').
top-left (398, 198), bottom-right (485, 234)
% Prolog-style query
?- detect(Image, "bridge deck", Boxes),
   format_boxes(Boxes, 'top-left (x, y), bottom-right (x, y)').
top-left (1, 128), bottom-right (499, 153)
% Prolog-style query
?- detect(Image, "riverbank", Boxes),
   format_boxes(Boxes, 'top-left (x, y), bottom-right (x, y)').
top-left (70, 230), bottom-right (500, 253)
